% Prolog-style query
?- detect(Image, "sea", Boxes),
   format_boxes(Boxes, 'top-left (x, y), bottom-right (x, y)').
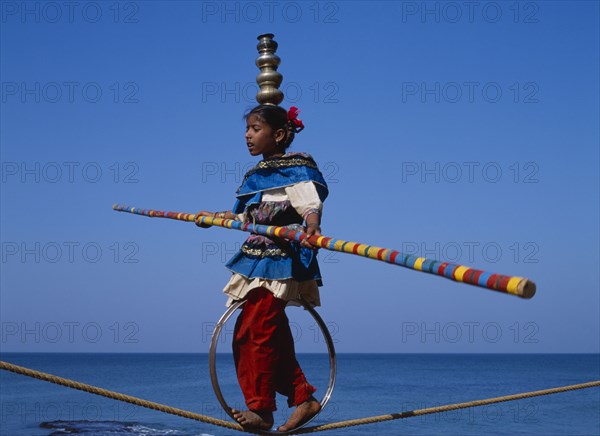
top-left (1, 353), bottom-right (598, 436)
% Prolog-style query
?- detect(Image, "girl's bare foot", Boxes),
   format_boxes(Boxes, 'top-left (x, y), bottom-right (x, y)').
top-left (277, 397), bottom-right (321, 432)
top-left (232, 409), bottom-right (274, 430)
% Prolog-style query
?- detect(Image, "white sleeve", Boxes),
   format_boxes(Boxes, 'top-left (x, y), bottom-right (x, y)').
top-left (284, 181), bottom-right (323, 221)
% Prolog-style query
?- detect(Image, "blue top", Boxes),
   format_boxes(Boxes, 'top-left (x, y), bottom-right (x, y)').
top-left (225, 152), bottom-right (328, 284)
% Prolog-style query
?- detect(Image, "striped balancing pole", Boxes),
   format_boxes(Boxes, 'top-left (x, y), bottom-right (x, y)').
top-left (113, 204), bottom-right (536, 299)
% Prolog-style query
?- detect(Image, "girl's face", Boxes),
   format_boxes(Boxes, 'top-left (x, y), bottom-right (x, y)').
top-left (245, 115), bottom-right (286, 159)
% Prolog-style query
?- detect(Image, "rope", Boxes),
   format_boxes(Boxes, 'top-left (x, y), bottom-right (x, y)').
top-left (112, 204), bottom-right (536, 299)
top-left (0, 361), bottom-right (244, 433)
top-left (297, 380), bottom-right (600, 433)
top-left (2, 360), bottom-right (598, 434)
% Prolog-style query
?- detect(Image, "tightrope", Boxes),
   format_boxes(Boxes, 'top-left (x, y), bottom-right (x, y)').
top-left (2, 360), bottom-right (598, 434)
top-left (0, 361), bottom-right (243, 432)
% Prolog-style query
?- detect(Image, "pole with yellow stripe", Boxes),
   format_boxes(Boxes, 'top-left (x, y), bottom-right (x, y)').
top-left (112, 204), bottom-right (536, 299)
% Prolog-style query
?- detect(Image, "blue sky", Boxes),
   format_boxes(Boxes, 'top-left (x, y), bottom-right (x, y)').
top-left (1, 1), bottom-right (598, 353)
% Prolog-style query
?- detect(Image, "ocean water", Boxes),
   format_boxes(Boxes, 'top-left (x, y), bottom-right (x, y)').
top-left (0, 353), bottom-right (598, 436)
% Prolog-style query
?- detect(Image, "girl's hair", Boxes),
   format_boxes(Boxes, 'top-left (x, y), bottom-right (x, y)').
top-left (244, 105), bottom-right (298, 150)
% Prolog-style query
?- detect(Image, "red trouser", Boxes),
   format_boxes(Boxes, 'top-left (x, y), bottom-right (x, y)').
top-left (232, 287), bottom-right (316, 412)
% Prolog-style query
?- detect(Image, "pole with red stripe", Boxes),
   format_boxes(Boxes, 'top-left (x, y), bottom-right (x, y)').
top-left (113, 204), bottom-right (536, 299)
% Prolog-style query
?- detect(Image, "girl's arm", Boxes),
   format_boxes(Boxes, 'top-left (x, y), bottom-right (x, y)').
top-left (213, 211), bottom-right (238, 220)
top-left (284, 181), bottom-right (324, 250)
top-left (301, 211), bottom-right (322, 249)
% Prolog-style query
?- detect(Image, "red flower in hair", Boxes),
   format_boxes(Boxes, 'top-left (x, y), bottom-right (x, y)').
top-left (287, 106), bottom-right (304, 133)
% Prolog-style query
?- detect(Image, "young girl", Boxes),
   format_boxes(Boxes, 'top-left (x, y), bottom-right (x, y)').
top-left (196, 104), bottom-right (328, 431)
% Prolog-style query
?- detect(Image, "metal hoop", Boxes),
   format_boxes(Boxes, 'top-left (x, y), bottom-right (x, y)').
top-left (209, 297), bottom-right (337, 435)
